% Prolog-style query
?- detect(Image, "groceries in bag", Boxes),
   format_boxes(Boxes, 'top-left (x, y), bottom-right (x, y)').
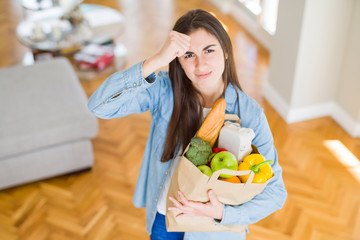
top-left (185, 98), bottom-right (274, 183)
top-left (165, 98), bottom-right (275, 233)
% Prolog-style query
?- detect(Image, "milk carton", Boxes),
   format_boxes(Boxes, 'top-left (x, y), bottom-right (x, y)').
top-left (218, 121), bottom-right (255, 162)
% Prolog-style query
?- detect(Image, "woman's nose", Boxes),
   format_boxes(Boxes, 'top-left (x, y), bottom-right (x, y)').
top-left (195, 55), bottom-right (206, 70)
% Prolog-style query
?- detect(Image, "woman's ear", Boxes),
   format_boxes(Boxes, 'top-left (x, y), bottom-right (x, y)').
top-left (225, 53), bottom-right (228, 60)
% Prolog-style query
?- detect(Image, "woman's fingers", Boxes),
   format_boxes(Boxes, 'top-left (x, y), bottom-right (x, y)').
top-left (168, 190), bottom-right (223, 220)
top-left (177, 191), bottom-right (190, 205)
top-left (158, 31), bottom-right (190, 64)
top-left (170, 31), bottom-right (191, 47)
top-left (168, 31), bottom-right (190, 57)
top-left (208, 190), bottom-right (219, 204)
top-left (143, 31), bottom-right (190, 76)
top-left (168, 195), bottom-right (193, 212)
top-left (172, 31), bottom-right (191, 49)
top-left (168, 196), bottom-right (183, 209)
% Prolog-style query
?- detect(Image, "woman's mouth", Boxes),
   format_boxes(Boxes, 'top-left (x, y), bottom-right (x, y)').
top-left (196, 72), bottom-right (212, 79)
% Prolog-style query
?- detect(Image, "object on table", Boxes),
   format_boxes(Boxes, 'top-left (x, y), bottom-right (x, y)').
top-left (74, 43), bottom-right (114, 70)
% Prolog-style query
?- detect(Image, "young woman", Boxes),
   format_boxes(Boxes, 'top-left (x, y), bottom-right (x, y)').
top-left (88, 9), bottom-right (287, 240)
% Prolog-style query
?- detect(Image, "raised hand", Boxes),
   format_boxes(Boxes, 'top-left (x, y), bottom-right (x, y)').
top-left (142, 31), bottom-right (191, 78)
top-left (156, 31), bottom-right (191, 66)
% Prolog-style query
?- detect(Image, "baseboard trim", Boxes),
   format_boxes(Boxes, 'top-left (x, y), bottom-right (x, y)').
top-left (264, 82), bottom-right (360, 138)
top-left (331, 104), bottom-right (360, 138)
top-left (263, 81), bottom-right (289, 121)
top-left (287, 102), bottom-right (334, 123)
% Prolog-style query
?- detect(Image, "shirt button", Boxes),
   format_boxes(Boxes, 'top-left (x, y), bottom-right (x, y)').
top-left (159, 185), bottom-right (163, 189)
top-left (133, 83), bottom-right (137, 87)
top-left (165, 172), bottom-right (169, 175)
top-left (154, 198), bottom-right (158, 201)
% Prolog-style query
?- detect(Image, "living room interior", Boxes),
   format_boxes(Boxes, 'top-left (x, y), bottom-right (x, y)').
top-left (0, 0), bottom-right (359, 239)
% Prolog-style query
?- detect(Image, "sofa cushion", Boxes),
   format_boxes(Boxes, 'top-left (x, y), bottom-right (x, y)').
top-left (0, 57), bottom-right (98, 159)
top-left (0, 139), bottom-right (94, 190)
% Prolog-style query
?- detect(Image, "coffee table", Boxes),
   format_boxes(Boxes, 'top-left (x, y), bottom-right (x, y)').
top-left (16, 3), bottom-right (125, 56)
top-left (17, 3), bottom-right (127, 80)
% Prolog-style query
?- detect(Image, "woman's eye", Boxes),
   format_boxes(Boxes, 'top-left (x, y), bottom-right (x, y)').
top-left (184, 53), bottom-right (194, 59)
top-left (205, 49), bottom-right (214, 54)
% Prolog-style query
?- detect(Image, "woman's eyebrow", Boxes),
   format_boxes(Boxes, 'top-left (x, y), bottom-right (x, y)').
top-left (185, 44), bottom-right (217, 55)
top-left (203, 44), bottom-right (217, 50)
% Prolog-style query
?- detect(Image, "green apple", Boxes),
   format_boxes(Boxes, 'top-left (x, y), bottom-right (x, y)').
top-left (211, 151), bottom-right (238, 178)
top-left (197, 165), bottom-right (213, 177)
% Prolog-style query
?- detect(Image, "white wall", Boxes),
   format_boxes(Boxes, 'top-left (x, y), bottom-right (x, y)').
top-left (210, 0), bottom-right (360, 137)
top-left (265, 0), bottom-right (360, 137)
top-left (291, 0), bottom-right (352, 108)
top-left (336, 0), bottom-right (360, 122)
top-left (266, 0), bottom-right (306, 106)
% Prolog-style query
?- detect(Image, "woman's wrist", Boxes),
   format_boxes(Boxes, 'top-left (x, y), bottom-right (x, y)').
top-left (142, 54), bottom-right (164, 79)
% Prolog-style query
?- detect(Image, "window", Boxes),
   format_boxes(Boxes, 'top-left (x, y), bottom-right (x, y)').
top-left (237, 0), bottom-right (279, 35)
top-left (238, 0), bottom-right (262, 15)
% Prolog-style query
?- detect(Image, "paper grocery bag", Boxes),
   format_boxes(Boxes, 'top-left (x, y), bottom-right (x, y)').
top-left (165, 145), bottom-right (271, 233)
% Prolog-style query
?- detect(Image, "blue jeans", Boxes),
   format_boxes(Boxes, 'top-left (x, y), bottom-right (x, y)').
top-left (150, 212), bottom-right (184, 240)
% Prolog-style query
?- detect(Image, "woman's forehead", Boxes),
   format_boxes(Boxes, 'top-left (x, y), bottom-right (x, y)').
top-left (188, 29), bottom-right (221, 51)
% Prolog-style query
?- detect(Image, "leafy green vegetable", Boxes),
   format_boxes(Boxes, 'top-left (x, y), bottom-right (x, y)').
top-left (185, 137), bottom-right (212, 166)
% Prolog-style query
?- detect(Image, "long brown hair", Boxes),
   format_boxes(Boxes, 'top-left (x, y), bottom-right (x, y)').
top-left (160, 9), bottom-right (242, 162)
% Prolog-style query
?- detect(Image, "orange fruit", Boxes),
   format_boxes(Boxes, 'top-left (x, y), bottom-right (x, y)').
top-left (219, 176), bottom-right (241, 183)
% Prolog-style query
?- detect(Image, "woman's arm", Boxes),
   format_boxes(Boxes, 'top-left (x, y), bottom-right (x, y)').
top-left (87, 61), bottom-right (157, 119)
top-left (88, 31), bottom-right (191, 119)
top-left (219, 109), bottom-right (287, 225)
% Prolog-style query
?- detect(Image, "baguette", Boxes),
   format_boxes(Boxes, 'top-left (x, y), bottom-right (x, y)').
top-left (196, 98), bottom-right (226, 147)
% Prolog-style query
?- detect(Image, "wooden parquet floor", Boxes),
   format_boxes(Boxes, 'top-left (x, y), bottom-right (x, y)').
top-left (1, 0), bottom-right (360, 239)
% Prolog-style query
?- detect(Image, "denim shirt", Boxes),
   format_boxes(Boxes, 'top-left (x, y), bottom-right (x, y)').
top-left (88, 61), bottom-right (287, 239)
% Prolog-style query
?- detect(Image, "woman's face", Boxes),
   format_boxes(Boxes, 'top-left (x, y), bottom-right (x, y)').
top-left (178, 28), bottom-right (225, 96)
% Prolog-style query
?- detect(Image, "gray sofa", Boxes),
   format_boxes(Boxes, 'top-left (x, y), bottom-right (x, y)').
top-left (0, 57), bottom-right (98, 190)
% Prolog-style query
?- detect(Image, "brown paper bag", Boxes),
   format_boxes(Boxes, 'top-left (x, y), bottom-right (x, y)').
top-left (165, 148), bottom-right (270, 233)
top-left (165, 115), bottom-right (271, 233)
